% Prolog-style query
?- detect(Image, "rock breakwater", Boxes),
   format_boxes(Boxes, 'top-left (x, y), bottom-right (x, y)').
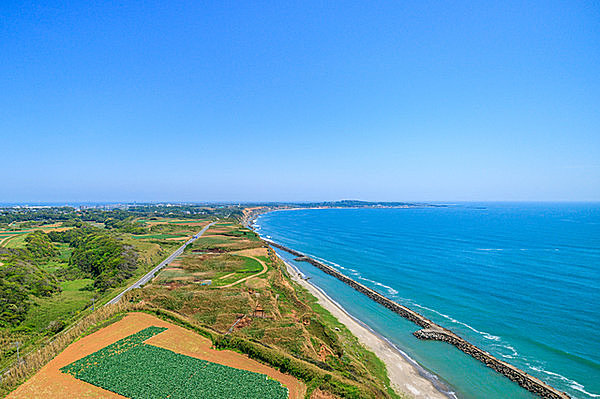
top-left (267, 240), bottom-right (570, 399)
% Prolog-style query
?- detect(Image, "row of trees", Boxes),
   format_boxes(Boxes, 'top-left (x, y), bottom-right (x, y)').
top-left (0, 204), bottom-right (243, 225)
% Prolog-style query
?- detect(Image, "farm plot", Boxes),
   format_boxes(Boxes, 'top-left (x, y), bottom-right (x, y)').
top-left (131, 233), bottom-right (187, 240)
top-left (61, 326), bottom-right (288, 399)
top-left (9, 313), bottom-right (301, 399)
top-left (155, 252), bottom-right (267, 288)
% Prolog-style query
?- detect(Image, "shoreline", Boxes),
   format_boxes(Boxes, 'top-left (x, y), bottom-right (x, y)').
top-left (280, 256), bottom-right (450, 399)
top-left (266, 239), bottom-right (571, 399)
top-left (248, 211), bottom-right (572, 399)
top-left (246, 211), bottom-right (451, 398)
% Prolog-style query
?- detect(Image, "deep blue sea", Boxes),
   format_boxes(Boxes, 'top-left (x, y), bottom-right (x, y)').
top-left (255, 203), bottom-right (600, 399)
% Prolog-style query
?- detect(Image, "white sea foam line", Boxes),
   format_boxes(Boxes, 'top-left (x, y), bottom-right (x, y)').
top-left (356, 275), bottom-right (399, 295)
top-left (257, 228), bottom-right (596, 399)
top-left (277, 256), bottom-right (456, 399)
top-left (410, 302), bottom-right (501, 341)
top-left (414, 299), bottom-right (598, 398)
top-left (307, 253), bottom-right (401, 296)
top-left (530, 366), bottom-right (600, 398)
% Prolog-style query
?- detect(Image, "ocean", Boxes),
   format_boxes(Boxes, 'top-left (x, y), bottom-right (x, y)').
top-left (254, 203), bottom-right (600, 399)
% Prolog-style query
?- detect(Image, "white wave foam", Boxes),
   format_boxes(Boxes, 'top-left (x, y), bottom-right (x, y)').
top-left (530, 366), bottom-right (600, 398)
top-left (411, 303), bottom-right (501, 341)
top-left (271, 241), bottom-right (597, 399)
top-left (306, 254), bottom-right (400, 297)
top-left (356, 276), bottom-right (399, 296)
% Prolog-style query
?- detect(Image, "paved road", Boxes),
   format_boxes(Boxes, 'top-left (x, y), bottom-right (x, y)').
top-left (105, 221), bottom-right (216, 305)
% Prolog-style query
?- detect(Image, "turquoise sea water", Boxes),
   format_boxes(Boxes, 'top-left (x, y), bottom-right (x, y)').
top-left (254, 204), bottom-right (600, 399)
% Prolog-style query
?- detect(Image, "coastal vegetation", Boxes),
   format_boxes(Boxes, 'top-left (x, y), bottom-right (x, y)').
top-left (127, 221), bottom-right (400, 398)
top-left (0, 205), bottom-right (403, 399)
top-left (0, 206), bottom-right (225, 375)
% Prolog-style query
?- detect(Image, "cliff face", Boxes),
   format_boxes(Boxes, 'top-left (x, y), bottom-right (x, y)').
top-left (268, 240), bottom-right (570, 399)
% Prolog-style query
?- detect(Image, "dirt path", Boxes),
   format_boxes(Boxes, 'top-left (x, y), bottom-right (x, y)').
top-left (218, 272), bottom-right (236, 280)
top-left (0, 234), bottom-right (17, 247)
top-left (219, 256), bottom-right (268, 288)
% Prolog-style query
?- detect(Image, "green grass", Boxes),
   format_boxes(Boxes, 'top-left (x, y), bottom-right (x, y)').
top-left (4, 233), bottom-right (29, 248)
top-left (39, 259), bottom-right (68, 273)
top-left (155, 255), bottom-right (263, 287)
top-left (193, 236), bottom-right (232, 247)
top-left (55, 242), bottom-right (72, 261)
top-left (238, 256), bottom-right (263, 272)
top-left (38, 243), bottom-right (73, 272)
top-left (22, 279), bottom-right (95, 332)
top-left (132, 234), bottom-right (186, 240)
top-left (209, 256), bottom-right (264, 286)
top-left (61, 326), bottom-right (288, 399)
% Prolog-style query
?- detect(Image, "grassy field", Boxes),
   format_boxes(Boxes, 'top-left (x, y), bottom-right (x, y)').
top-left (135, 221), bottom-right (400, 399)
top-left (132, 233), bottom-right (187, 240)
top-left (3, 217), bottom-right (400, 399)
top-left (22, 279), bottom-right (95, 333)
top-left (154, 251), bottom-right (266, 288)
top-left (3, 233), bottom-right (29, 248)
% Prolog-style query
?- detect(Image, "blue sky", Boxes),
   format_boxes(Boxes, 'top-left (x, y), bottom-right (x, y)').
top-left (1, 1), bottom-right (599, 202)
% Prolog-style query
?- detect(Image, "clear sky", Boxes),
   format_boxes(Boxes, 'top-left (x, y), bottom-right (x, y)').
top-left (1, 1), bottom-right (599, 203)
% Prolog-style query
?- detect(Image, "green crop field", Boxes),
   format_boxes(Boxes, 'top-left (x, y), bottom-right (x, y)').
top-left (61, 326), bottom-right (289, 399)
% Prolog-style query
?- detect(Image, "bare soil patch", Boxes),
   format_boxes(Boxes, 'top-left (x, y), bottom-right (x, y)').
top-left (311, 389), bottom-right (341, 399)
top-left (232, 247), bottom-right (269, 257)
top-left (9, 312), bottom-right (304, 399)
top-left (145, 323), bottom-right (304, 398)
top-left (165, 236), bottom-right (188, 241)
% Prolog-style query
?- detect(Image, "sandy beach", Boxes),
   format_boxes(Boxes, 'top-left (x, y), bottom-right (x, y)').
top-left (281, 259), bottom-right (448, 399)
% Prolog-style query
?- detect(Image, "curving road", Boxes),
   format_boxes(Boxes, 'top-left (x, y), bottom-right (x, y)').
top-left (105, 221), bottom-right (216, 305)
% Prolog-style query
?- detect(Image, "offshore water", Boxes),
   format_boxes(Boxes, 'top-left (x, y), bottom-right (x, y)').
top-left (254, 204), bottom-right (600, 399)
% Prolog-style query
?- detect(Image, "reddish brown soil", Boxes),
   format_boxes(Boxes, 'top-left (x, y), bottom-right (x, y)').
top-left (311, 389), bottom-right (340, 399)
top-left (318, 344), bottom-right (334, 362)
top-left (9, 312), bottom-right (304, 399)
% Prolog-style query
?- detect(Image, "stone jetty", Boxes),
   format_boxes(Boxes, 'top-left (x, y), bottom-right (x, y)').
top-left (266, 239), bottom-right (570, 399)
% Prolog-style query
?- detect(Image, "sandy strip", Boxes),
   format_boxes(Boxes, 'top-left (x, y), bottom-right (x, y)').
top-left (283, 261), bottom-right (448, 399)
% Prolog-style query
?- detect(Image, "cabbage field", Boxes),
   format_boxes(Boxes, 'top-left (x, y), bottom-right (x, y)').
top-left (61, 326), bottom-right (288, 399)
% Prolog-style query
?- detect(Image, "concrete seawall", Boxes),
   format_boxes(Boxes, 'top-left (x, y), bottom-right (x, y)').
top-left (266, 240), bottom-right (570, 399)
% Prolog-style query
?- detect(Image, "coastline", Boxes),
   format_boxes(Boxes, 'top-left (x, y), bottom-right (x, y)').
top-left (245, 209), bottom-right (451, 398)
top-left (264, 239), bottom-right (571, 399)
top-left (280, 256), bottom-right (450, 399)
top-left (248, 208), bottom-right (576, 399)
